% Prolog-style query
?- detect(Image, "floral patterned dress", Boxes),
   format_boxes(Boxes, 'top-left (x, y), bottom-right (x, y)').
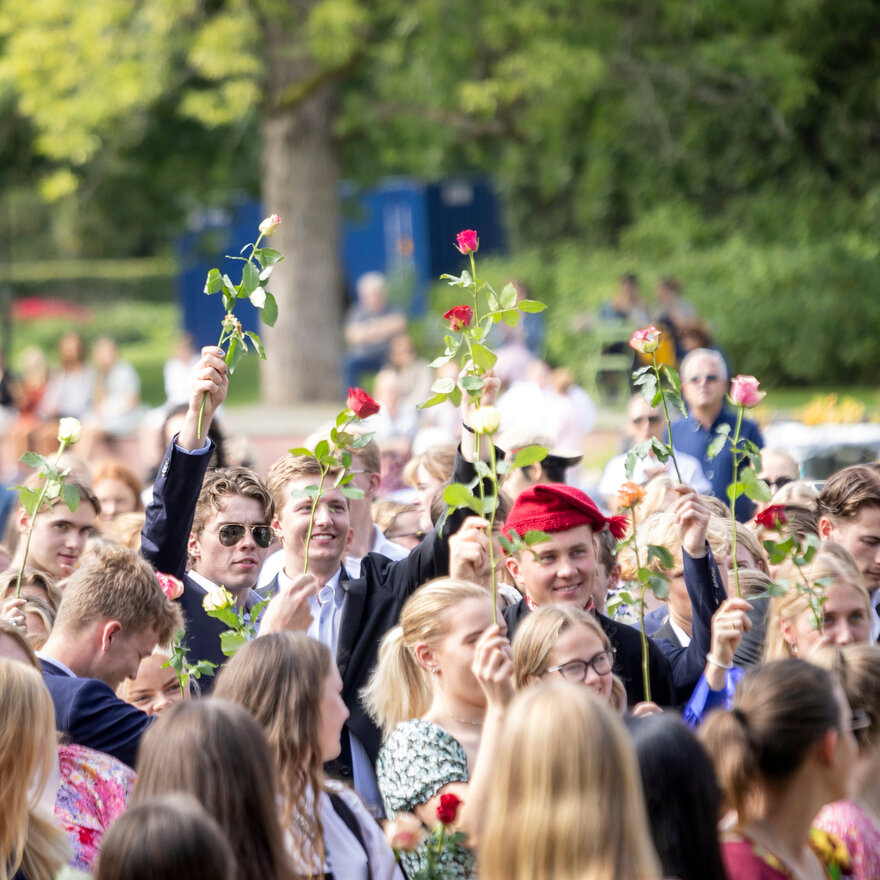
top-left (815, 800), bottom-right (880, 880)
top-left (376, 719), bottom-right (474, 879)
top-left (54, 744), bottom-right (136, 871)
top-left (722, 828), bottom-right (854, 880)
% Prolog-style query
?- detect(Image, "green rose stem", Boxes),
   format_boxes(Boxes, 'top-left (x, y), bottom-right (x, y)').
top-left (729, 405), bottom-right (745, 599)
top-left (629, 512), bottom-right (652, 703)
top-left (473, 430), bottom-right (500, 626)
top-left (15, 439), bottom-right (71, 598)
top-left (649, 351), bottom-right (683, 484)
top-left (301, 413), bottom-right (357, 574)
top-left (197, 229), bottom-right (269, 439)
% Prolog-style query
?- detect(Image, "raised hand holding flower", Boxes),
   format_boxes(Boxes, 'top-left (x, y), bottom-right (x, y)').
top-left (198, 214), bottom-right (284, 437)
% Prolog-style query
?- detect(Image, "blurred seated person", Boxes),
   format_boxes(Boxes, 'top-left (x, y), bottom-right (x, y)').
top-left (81, 336), bottom-right (143, 457)
top-left (93, 460), bottom-right (144, 529)
top-left (498, 427), bottom-right (583, 501)
top-left (385, 333), bottom-right (432, 412)
top-left (402, 445), bottom-right (457, 532)
top-left (601, 272), bottom-right (651, 327)
top-left (677, 318), bottom-right (714, 356)
top-left (599, 394), bottom-right (711, 510)
top-left (342, 271), bottom-right (406, 392)
top-left (654, 277), bottom-right (696, 363)
top-left (3, 345), bottom-right (49, 478)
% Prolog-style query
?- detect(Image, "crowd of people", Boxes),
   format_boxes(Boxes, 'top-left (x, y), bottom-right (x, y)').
top-left (2, 271), bottom-right (880, 880)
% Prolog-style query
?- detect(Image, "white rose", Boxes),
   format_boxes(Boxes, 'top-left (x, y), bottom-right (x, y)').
top-left (202, 588), bottom-right (233, 613)
top-left (57, 417), bottom-right (82, 446)
top-left (469, 406), bottom-right (501, 435)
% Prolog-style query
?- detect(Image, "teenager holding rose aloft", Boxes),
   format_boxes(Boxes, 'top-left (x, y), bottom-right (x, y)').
top-left (364, 578), bottom-right (514, 879)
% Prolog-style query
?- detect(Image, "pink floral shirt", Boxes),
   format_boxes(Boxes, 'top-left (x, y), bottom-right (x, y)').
top-left (54, 744), bottom-right (136, 871)
top-left (815, 800), bottom-right (880, 880)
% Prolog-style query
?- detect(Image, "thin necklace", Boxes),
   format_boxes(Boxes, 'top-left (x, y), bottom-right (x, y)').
top-left (447, 713), bottom-right (483, 727)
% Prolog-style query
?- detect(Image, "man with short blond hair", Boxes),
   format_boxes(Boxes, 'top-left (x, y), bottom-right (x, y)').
top-left (39, 542), bottom-right (183, 767)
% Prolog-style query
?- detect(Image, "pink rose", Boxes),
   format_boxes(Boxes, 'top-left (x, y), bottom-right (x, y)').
top-left (347, 387), bottom-right (381, 419)
top-left (156, 572), bottom-right (184, 601)
top-left (730, 375), bottom-right (765, 408)
top-left (455, 229), bottom-right (479, 255)
top-left (628, 326), bottom-right (662, 354)
top-left (258, 214), bottom-right (281, 237)
top-left (384, 814), bottom-right (425, 852)
top-left (443, 305), bottom-right (474, 331)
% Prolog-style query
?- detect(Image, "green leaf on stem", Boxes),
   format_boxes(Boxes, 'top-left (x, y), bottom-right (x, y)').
top-left (650, 437), bottom-right (671, 461)
top-left (460, 375), bottom-right (484, 394)
top-left (742, 468), bottom-right (771, 502)
top-left (647, 574), bottom-right (670, 599)
top-left (18, 487), bottom-right (40, 517)
top-left (498, 534), bottom-right (517, 556)
top-left (287, 447), bottom-right (313, 457)
top-left (500, 283), bottom-right (518, 310)
top-left (449, 386), bottom-right (463, 407)
top-left (625, 442), bottom-right (653, 478)
top-left (523, 530), bottom-right (551, 546)
top-left (60, 482), bottom-right (80, 512)
top-left (349, 433), bottom-right (374, 450)
top-left (20, 451), bottom-right (45, 469)
top-left (226, 335), bottom-right (245, 374)
top-left (634, 371), bottom-right (658, 403)
top-left (204, 268), bottom-right (223, 294)
top-left (510, 445), bottom-right (549, 470)
top-left (487, 290), bottom-right (500, 311)
top-left (342, 486), bottom-right (365, 499)
top-left (442, 483), bottom-right (482, 515)
top-left (480, 495), bottom-right (498, 516)
top-left (242, 261), bottom-right (260, 294)
top-left (220, 631), bottom-right (248, 657)
top-left (418, 393), bottom-right (448, 409)
top-left (260, 292), bottom-right (279, 327)
top-left (249, 287), bottom-right (266, 309)
top-left (428, 354), bottom-right (455, 370)
top-left (470, 343), bottom-right (497, 372)
top-left (472, 460), bottom-right (492, 480)
top-left (431, 377), bottom-right (456, 394)
top-left (517, 299), bottom-right (547, 313)
top-left (314, 439), bottom-right (330, 460)
top-left (501, 309), bottom-right (519, 327)
top-left (706, 430), bottom-right (730, 460)
top-left (727, 481), bottom-right (745, 503)
top-left (254, 247), bottom-right (283, 266)
top-left (245, 332), bottom-right (266, 359)
top-left (647, 544), bottom-right (674, 569)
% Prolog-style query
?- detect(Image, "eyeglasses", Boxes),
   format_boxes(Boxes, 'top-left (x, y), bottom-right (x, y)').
top-left (631, 415), bottom-right (662, 426)
top-left (764, 476), bottom-right (794, 491)
top-left (546, 649), bottom-right (616, 682)
top-left (386, 530), bottom-right (426, 542)
top-left (851, 710), bottom-right (872, 732)
top-left (685, 374), bottom-right (721, 385)
top-left (204, 524), bottom-right (275, 548)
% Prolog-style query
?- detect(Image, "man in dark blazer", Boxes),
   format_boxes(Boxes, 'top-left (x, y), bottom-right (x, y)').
top-left (501, 483), bottom-right (726, 707)
top-left (140, 346), bottom-right (315, 690)
top-left (37, 543), bottom-right (182, 768)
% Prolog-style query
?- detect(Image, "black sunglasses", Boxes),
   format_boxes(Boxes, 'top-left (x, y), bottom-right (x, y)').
top-left (205, 524), bottom-right (275, 548)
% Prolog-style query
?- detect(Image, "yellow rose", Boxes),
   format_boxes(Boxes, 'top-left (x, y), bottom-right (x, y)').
top-left (203, 588), bottom-right (233, 613)
top-left (469, 406), bottom-right (500, 435)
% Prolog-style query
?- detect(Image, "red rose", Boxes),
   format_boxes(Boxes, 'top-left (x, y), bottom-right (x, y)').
top-left (443, 305), bottom-right (474, 331)
top-left (755, 504), bottom-right (787, 531)
top-left (455, 229), bottom-right (479, 255)
top-left (436, 793), bottom-right (461, 825)
top-left (347, 387), bottom-right (380, 419)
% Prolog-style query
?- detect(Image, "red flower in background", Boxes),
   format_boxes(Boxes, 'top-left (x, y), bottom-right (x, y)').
top-left (347, 387), bottom-right (380, 419)
top-left (443, 305), bottom-right (474, 331)
top-left (755, 504), bottom-right (787, 531)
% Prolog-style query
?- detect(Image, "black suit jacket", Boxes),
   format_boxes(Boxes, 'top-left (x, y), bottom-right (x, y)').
top-left (40, 658), bottom-right (152, 769)
top-left (503, 600), bottom-right (677, 707)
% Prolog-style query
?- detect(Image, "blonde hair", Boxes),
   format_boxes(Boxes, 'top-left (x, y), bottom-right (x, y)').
top-left (363, 578), bottom-right (488, 736)
top-left (619, 509), bottom-right (729, 580)
top-left (764, 542), bottom-right (870, 661)
top-left (0, 567), bottom-right (62, 613)
top-left (0, 659), bottom-right (71, 880)
top-left (729, 523), bottom-right (769, 574)
top-left (479, 683), bottom-right (661, 880)
top-left (266, 454), bottom-right (340, 513)
top-left (512, 605), bottom-right (626, 711)
top-left (55, 542), bottom-right (182, 645)
top-left (402, 446), bottom-right (456, 488)
top-left (102, 511), bottom-right (146, 550)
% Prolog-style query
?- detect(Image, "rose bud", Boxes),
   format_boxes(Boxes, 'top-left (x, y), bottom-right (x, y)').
top-left (202, 588), bottom-right (234, 613)
top-left (755, 504), bottom-right (787, 531)
top-left (469, 405), bottom-right (501, 435)
top-left (436, 792), bottom-right (462, 826)
top-left (156, 572), bottom-right (184, 601)
top-left (628, 326), bottom-right (662, 355)
top-left (443, 305), bottom-right (474, 331)
top-left (455, 229), bottom-right (479, 255)
top-left (617, 480), bottom-right (646, 510)
top-left (57, 417), bottom-right (82, 446)
top-left (730, 375), bottom-right (765, 408)
top-left (258, 214), bottom-right (282, 237)
top-left (384, 813), bottom-right (425, 852)
top-left (347, 387), bottom-right (381, 419)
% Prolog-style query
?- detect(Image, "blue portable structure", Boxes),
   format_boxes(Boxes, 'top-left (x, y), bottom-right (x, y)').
top-left (177, 176), bottom-right (506, 348)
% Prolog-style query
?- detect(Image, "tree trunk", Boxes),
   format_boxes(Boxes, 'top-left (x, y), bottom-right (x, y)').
top-left (259, 44), bottom-right (344, 404)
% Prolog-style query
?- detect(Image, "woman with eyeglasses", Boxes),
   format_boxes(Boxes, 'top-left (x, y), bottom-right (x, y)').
top-left (512, 604), bottom-right (664, 717)
top-left (811, 644), bottom-right (880, 880)
top-left (363, 578), bottom-right (514, 879)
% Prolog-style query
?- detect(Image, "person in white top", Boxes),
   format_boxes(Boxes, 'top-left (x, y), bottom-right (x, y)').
top-left (599, 394), bottom-right (710, 510)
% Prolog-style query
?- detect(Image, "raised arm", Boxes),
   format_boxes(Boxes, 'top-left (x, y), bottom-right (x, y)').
top-left (140, 347), bottom-right (228, 577)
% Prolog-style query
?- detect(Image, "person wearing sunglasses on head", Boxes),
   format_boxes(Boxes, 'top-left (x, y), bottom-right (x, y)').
top-left (599, 393), bottom-right (711, 510)
top-left (140, 347), bottom-right (315, 692)
top-left (669, 348), bottom-right (764, 523)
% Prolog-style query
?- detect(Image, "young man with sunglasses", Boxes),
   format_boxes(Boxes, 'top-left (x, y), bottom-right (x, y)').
top-left (670, 348), bottom-right (763, 522)
top-left (598, 393), bottom-right (710, 509)
top-left (141, 346), bottom-right (314, 690)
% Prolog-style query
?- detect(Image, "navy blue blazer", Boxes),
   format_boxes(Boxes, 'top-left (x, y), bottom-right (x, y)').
top-left (40, 658), bottom-right (152, 769)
